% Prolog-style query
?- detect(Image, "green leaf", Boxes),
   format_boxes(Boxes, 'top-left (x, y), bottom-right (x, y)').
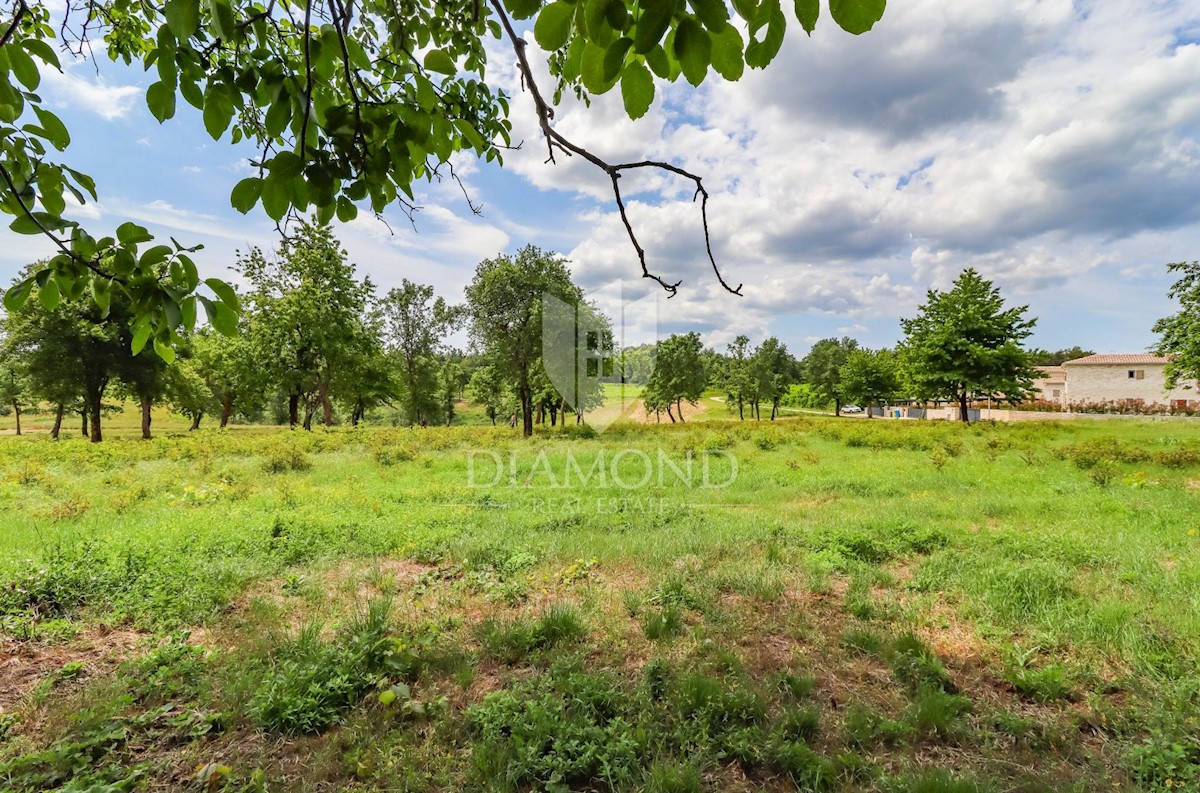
top-left (672, 16), bottom-right (711, 86)
top-left (506, 0), bottom-right (541, 19)
top-left (165, 0), bottom-right (202, 39)
top-left (602, 37), bottom-right (633, 82)
top-left (154, 333), bottom-right (176, 363)
top-left (92, 278), bottom-right (112, 314)
top-left (620, 60), bottom-right (654, 119)
top-left (32, 107), bottom-right (70, 150)
top-left (7, 45), bottom-right (39, 91)
top-left (181, 295), bottom-right (197, 331)
top-left (829, 0), bottom-right (884, 34)
top-left (230, 177), bottom-right (263, 213)
top-left (645, 45), bottom-right (671, 79)
top-left (261, 174), bottom-right (289, 221)
top-left (745, 0), bottom-right (785, 69)
top-left (139, 245), bottom-right (173, 267)
top-left (207, 0), bottom-right (236, 41)
top-left (423, 49), bottom-right (457, 76)
top-left (117, 222), bottom-right (154, 246)
top-left (132, 322), bottom-right (153, 355)
top-left (709, 24), bottom-right (744, 80)
top-left (534, 2), bottom-right (575, 51)
top-left (203, 82), bottom-right (236, 140)
top-left (633, 0), bottom-right (676, 54)
top-left (21, 39), bottom-right (61, 71)
top-left (580, 42), bottom-right (620, 94)
top-left (689, 0), bottom-right (729, 30)
top-left (794, 0), bottom-right (818, 34)
top-left (2, 277), bottom-right (34, 311)
top-left (207, 299), bottom-right (239, 336)
top-left (37, 278), bottom-right (60, 310)
top-left (146, 81), bottom-right (177, 123)
top-left (9, 214), bottom-right (44, 235)
top-left (204, 277), bottom-right (241, 312)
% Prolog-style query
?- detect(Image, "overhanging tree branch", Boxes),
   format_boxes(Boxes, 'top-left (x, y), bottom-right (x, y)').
top-left (489, 0), bottom-right (742, 298)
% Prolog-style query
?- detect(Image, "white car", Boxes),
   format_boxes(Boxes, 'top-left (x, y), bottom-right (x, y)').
top-left (841, 405), bottom-right (864, 414)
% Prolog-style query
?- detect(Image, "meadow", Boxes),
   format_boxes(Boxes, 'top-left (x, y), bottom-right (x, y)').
top-left (0, 415), bottom-right (1198, 792)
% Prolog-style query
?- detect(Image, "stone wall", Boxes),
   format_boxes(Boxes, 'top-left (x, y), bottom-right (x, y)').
top-left (1063, 364), bottom-right (1197, 405)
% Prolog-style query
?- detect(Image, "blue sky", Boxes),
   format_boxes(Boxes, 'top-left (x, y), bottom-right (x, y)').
top-left (3, 0), bottom-right (1200, 358)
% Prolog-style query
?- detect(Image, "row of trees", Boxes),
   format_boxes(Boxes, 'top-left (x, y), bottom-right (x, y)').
top-left (1, 233), bottom-right (1121, 439)
top-left (0, 233), bottom-right (621, 440)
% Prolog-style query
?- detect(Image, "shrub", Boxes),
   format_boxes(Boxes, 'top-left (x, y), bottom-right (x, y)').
top-left (643, 606), bottom-right (685, 642)
top-left (260, 443), bottom-right (312, 473)
top-left (476, 603), bottom-right (587, 663)
top-left (469, 666), bottom-right (643, 791)
top-left (247, 600), bottom-right (412, 735)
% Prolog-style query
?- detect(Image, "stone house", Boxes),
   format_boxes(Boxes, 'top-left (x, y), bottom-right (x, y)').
top-left (1061, 354), bottom-right (1198, 408)
top-left (1031, 366), bottom-right (1066, 404)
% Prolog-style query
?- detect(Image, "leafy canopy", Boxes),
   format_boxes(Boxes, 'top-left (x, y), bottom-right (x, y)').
top-left (900, 268), bottom-right (1037, 412)
top-left (0, 0), bottom-right (886, 354)
top-left (1153, 261), bottom-right (1200, 389)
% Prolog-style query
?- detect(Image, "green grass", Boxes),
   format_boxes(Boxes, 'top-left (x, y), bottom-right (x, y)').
top-left (0, 416), bottom-right (1199, 790)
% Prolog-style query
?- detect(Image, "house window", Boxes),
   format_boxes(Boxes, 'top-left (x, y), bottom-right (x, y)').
top-left (1052, 389), bottom-right (1061, 398)
top-left (1127, 370), bottom-right (1145, 380)
top-left (1128, 370), bottom-right (1135, 378)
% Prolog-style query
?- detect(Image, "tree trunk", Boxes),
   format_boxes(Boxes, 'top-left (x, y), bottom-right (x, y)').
top-left (220, 394), bottom-right (234, 428)
top-left (319, 378), bottom-right (334, 426)
top-left (676, 399), bottom-right (685, 422)
top-left (11, 402), bottom-right (20, 436)
top-left (519, 376), bottom-right (533, 438)
top-left (666, 404), bottom-right (676, 423)
top-left (302, 400), bottom-right (314, 430)
top-left (51, 403), bottom-right (64, 440)
top-left (140, 394), bottom-right (152, 439)
top-left (959, 391), bottom-right (970, 423)
top-left (88, 389), bottom-right (102, 443)
top-left (190, 412), bottom-right (203, 431)
top-left (288, 393), bottom-right (300, 427)
top-left (738, 400), bottom-right (744, 420)
top-left (835, 397), bottom-right (842, 416)
top-left (80, 408), bottom-right (88, 437)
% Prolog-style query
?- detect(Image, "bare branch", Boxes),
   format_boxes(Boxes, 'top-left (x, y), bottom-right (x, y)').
top-left (0, 162), bottom-right (126, 285)
top-left (488, 0), bottom-right (742, 298)
top-left (0, 0), bottom-right (29, 48)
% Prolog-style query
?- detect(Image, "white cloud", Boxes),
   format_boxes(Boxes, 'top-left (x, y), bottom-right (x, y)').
top-left (41, 63), bottom-right (140, 121)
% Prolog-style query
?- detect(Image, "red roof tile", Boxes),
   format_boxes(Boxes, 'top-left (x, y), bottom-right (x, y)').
top-left (1062, 354), bottom-right (1169, 365)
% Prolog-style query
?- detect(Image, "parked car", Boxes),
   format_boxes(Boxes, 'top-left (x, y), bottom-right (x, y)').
top-left (841, 405), bottom-right (863, 414)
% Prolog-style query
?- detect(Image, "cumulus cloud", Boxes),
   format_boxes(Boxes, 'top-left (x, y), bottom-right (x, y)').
top-left (488, 0), bottom-right (1200, 353)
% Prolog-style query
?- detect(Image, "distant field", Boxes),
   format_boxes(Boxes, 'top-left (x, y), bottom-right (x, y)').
top-left (1, 417), bottom-right (1198, 791)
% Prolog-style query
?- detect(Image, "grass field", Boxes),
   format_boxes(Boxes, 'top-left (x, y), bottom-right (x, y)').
top-left (1, 416), bottom-right (1199, 791)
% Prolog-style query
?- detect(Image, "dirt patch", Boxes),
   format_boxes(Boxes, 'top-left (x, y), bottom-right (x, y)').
top-left (0, 627), bottom-right (146, 710)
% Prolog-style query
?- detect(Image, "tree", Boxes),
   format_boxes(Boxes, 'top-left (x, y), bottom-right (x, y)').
top-left (801, 337), bottom-right (858, 415)
top-left (239, 222), bottom-right (373, 428)
top-left (115, 348), bottom-right (171, 439)
top-left (0, 0), bottom-right (884, 343)
top-left (1028, 346), bottom-right (1095, 366)
top-left (1, 266), bottom-right (132, 442)
top-left (0, 355), bottom-right (29, 435)
top-left (468, 363), bottom-right (514, 425)
top-left (724, 335), bottom-right (753, 420)
top-left (437, 358), bottom-right (465, 426)
top-left (465, 245), bottom-right (581, 437)
top-left (1154, 261), bottom-right (1200, 389)
top-left (900, 268), bottom-right (1038, 422)
top-left (379, 280), bottom-right (457, 426)
top-left (839, 348), bottom-right (899, 418)
top-left (750, 336), bottom-right (794, 420)
top-left (643, 332), bottom-right (707, 422)
top-left (191, 327), bottom-right (263, 427)
top-left (166, 344), bottom-right (218, 430)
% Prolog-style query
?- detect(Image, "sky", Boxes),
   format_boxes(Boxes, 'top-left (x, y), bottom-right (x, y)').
top-left (3, 0), bottom-right (1200, 357)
